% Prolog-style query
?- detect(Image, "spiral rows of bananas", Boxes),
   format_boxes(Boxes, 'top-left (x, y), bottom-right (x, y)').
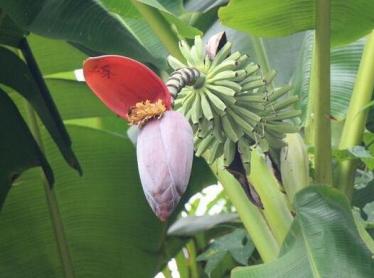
top-left (167, 36), bottom-right (300, 167)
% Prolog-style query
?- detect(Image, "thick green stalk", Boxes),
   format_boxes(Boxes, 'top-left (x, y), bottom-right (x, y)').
top-left (337, 30), bottom-right (374, 196)
top-left (210, 158), bottom-right (280, 262)
top-left (175, 249), bottom-right (189, 278)
top-left (129, 0), bottom-right (184, 61)
top-left (312, 0), bottom-right (332, 185)
top-left (186, 240), bottom-right (199, 278)
top-left (249, 148), bottom-right (293, 244)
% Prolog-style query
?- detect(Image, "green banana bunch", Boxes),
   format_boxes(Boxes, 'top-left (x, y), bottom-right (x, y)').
top-left (168, 35), bottom-right (300, 167)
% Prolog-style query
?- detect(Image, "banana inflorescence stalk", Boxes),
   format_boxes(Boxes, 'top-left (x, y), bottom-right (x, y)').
top-left (167, 35), bottom-right (300, 171)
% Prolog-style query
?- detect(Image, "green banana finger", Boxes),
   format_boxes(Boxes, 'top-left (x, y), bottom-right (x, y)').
top-left (205, 89), bottom-right (227, 112)
top-left (234, 105), bottom-right (262, 124)
top-left (268, 95), bottom-right (299, 111)
top-left (208, 60), bottom-right (238, 77)
top-left (208, 141), bottom-right (224, 164)
top-left (268, 85), bottom-right (292, 101)
top-left (195, 134), bottom-right (215, 156)
top-left (244, 63), bottom-right (260, 76)
top-left (207, 84), bottom-right (236, 96)
top-left (200, 93), bottom-right (214, 120)
top-left (263, 69), bottom-right (277, 84)
top-left (236, 94), bottom-right (264, 103)
top-left (198, 118), bottom-right (211, 138)
top-left (225, 51), bottom-right (241, 62)
top-left (213, 80), bottom-right (242, 92)
top-left (236, 54), bottom-right (249, 67)
top-left (193, 36), bottom-right (204, 62)
top-left (264, 110), bottom-right (301, 121)
top-left (242, 79), bottom-right (266, 90)
top-left (238, 138), bottom-right (252, 165)
top-left (209, 70), bottom-right (237, 83)
top-left (167, 55), bottom-right (186, 70)
top-left (179, 40), bottom-right (192, 64)
top-left (191, 93), bottom-right (202, 124)
top-left (233, 69), bottom-right (247, 82)
top-left (221, 115), bottom-right (239, 142)
top-left (227, 108), bottom-right (254, 135)
top-left (266, 122), bottom-right (300, 134)
top-left (213, 117), bottom-right (225, 142)
top-left (223, 139), bottom-right (236, 166)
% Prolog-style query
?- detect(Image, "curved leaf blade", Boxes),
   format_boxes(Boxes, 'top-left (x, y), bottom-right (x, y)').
top-left (232, 186), bottom-right (374, 278)
top-left (0, 44), bottom-right (80, 173)
top-left (219, 0), bottom-right (374, 46)
top-left (0, 88), bottom-right (53, 207)
top-left (0, 0), bottom-right (158, 64)
top-left (293, 32), bottom-right (365, 122)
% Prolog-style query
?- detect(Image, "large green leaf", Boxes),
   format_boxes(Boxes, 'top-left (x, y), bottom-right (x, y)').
top-left (138, 0), bottom-right (201, 38)
top-left (0, 122), bottom-right (215, 276)
top-left (0, 44), bottom-right (80, 172)
top-left (219, 0), bottom-right (374, 46)
top-left (0, 88), bottom-right (53, 207)
top-left (0, 125), bottom-right (166, 276)
top-left (0, 24), bottom-right (216, 275)
top-left (232, 186), bottom-right (374, 278)
top-left (293, 32), bottom-right (365, 122)
top-left (0, 0), bottom-right (159, 64)
top-left (204, 21), bottom-right (305, 85)
top-left (0, 14), bottom-right (25, 46)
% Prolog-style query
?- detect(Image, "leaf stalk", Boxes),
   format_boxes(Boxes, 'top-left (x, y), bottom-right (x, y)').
top-left (337, 30), bottom-right (374, 196)
top-left (312, 0), bottom-right (333, 185)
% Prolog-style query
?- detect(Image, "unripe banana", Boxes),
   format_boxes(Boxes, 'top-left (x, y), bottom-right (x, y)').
top-left (205, 89), bottom-right (227, 112)
top-left (200, 93), bottom-right (214, 121)
top-left (207, 84), bottom-right (236, 96)
top-left (208, 60), bottom-right (238, 77)
top-left (195, 134), bottom-right (215, 156)
top-left (213, 80), bottom-right (242, 92)
top-left (223, 138), bottom-right (236, 166)
top-left (221, 115), bottom-right (239, 142)
top-left (208, 141), bottom-right (224, 164)
top-left (209, 70), bottom-right (237, 83)
top-left (167, 34), bottom-right (300, 167)
top-left (168, 55), bottom-right (186, 70)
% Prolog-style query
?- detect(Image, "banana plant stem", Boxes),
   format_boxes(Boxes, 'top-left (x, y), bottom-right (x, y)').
top-left (312, 0), bottom-right (333, 185)
top-left (249, 148), bottom-right (293, 244)
top-left (337, 30), bottom-right (374, 197)
top-left (210, 159), bottom-right (280, 262)
top-left (186, 240), bottom-right (200, 278)
top-left (129, 0), bottom-right (184, 61)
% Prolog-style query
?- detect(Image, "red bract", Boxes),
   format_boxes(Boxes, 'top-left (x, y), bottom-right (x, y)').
top-left (82, 55), bottom-right (194, 221)
top-left (83, 55), bottom-right (172, 120)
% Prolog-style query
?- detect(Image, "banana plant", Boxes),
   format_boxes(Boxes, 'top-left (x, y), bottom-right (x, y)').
top-left (1, 0), bottom-right (374, 277)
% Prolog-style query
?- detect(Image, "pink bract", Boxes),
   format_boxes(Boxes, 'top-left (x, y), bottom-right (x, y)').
top-left (136, 111), bottom-right (194, 221)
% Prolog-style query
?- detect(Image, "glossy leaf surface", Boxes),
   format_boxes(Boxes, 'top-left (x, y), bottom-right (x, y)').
top-left (232, 186), bottom-right (374, 278)
top-left (219, 0), bottom-right (374, 46)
